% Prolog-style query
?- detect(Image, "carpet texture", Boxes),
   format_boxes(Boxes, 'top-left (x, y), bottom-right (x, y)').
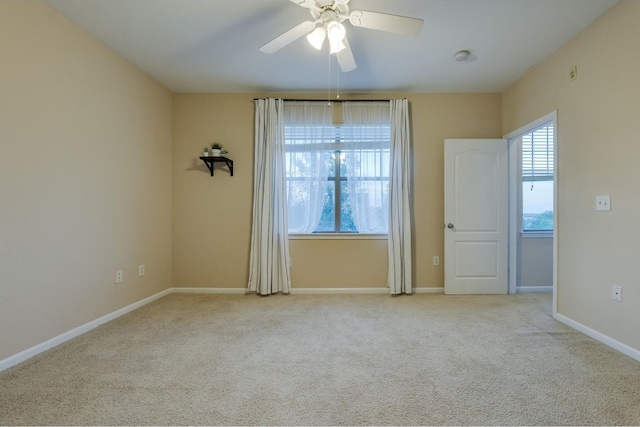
top-left (1, 292), bottom-right (639, 426)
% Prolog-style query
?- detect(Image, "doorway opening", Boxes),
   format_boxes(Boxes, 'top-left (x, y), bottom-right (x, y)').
top-left (505, 111), bottom-right (557, 313)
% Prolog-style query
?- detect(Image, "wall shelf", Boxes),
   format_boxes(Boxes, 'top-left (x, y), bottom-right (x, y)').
top-left (199, 156), bottom-right (233, 176)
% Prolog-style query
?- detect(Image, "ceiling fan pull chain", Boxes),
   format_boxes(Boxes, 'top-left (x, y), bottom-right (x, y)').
top-left (336, 60), bottom-right (340, 99)
top-left (327, 48), bottom-right (332, 106)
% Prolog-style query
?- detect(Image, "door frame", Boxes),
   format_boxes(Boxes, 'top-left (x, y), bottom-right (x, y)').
top-left (504, 111), bottom-right (558, 314)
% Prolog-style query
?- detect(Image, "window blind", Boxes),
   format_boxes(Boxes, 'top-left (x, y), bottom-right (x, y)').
top-left (284, 125), bottom-right (390, 150)
top-left (522, 123), bottom-right (554, 182)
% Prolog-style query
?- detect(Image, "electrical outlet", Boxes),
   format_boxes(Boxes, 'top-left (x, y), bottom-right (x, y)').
top-left (115, 269), bottom-right (123, 284)
top-left (138, 264), bottom-right (145, 277)
top-left (433, 256), bottom-right (440, 266)
top-left (612, 285), bottom-right (622, 302)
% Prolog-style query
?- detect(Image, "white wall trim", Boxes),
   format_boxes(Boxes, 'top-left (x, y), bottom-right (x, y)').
top-left (291, 287), bottom-right (389, 294)
top-left (503, 111), bottom-right (557, 140)
top-left (172, 287), bottom-right (445, 295)
top-left (174, 287), bottom-right (393, 295)
top-left (291, 287), bottom-right (444, 295)
top-left (0, 288), bottom-right (172, 372)
top-left (516, 286), bottom-right (553, 293)
top-left (504, 110), bottom-right (558, 315)
top-left (508, 135), bottom-right (518, 294)
top-left (554, 313), bottom-right (640, 362)
top-left (171, 287), bottom-right (247, 294)
top-left (414, 287), bottom-right (445, 294)
top-left (291, 287), bottom-right (444, 294)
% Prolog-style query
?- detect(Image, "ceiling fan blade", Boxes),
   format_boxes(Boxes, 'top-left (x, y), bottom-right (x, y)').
top-left (259, 21), bottom-right (316, 54)
top-left (349, 10), bottom-right (424, 36)
top-left (336, 36), bottom-right (357, 73)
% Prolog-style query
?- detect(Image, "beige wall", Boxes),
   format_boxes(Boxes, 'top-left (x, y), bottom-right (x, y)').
top-left (172, 93), bottom-right (502, 289)
top-left (0, 1), bottom-right (173, 360)
top-left (502, 0), bottom-right (640, 350)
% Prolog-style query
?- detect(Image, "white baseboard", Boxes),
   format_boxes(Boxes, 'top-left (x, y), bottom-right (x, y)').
top-left (287, 287), bottom-right (443, 294)
top-left (173, 287), bottom-right (445, 295)
top-left (292, 287), bottom-right (389, 294)
top-left (554, 312), bottom-right (640, 362)
top-left (0, 289), bottom-right (172, 372)
top-left (415, 287), bottom-right (445, 294)
top-left (516, 286), bottom-right (553, 293)
top-left (171, 287), bottom-right (247, 294)
top-left (174, 287), bottom-right (391, 295)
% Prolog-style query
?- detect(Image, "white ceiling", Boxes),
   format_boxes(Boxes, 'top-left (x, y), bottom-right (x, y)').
top-left (44, 0), bottom-right (619, 93)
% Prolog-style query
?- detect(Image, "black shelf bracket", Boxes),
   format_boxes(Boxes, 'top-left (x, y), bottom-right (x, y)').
top-left (199, 156), bottom-right (233, 176)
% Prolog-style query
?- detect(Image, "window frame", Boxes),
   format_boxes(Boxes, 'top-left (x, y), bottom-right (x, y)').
top-left (520, 122), bottom-right (554, 234)
top-left (284, 124), bottom-right (391, 237)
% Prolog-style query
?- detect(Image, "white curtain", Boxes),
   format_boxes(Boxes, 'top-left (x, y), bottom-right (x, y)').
top-left (342, 102), bottom-right (390, 234)
top-left (247, 98), bottom-right (291, 295)
top-left (387, 99), bottom-right (413, 294)
top-left (283, 101), bottom-right (334, 234)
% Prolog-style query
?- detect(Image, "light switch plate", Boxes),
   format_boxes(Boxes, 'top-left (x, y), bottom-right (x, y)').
top-left (596, 195), bottom-right (611, 211)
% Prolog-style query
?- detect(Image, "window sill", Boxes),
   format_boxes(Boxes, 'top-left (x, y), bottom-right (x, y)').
top-left (289, 234), bottom-right (388, 240)
top-left (521, 231), bottom-right (553, 238)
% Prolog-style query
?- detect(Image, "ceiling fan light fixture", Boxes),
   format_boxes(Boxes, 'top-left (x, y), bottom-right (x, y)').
top-left (327, 21), bottom-right (346, 43)
top-left (327, 21), bottom-right (346, 53)
top-left (307, 26), bottom-right (326, 50)
top-left (329, 38), bottom-right (346, 54)
top-left (260, 0), bottom-right (424, 73)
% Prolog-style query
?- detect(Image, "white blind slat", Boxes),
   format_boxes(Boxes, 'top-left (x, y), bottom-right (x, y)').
top-left (522, 123), bottom-right (554, 181)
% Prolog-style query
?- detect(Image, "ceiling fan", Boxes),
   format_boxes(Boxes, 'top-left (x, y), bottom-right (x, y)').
top-left (259, 0), bottom-right (424, 73)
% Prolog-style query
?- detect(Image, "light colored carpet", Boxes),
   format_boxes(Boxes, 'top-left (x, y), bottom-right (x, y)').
top-left (1, 292), bottom-right (639, 426)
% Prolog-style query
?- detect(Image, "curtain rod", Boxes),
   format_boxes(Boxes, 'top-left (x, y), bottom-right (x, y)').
top-left (252, 98), bottom-right (397, 103)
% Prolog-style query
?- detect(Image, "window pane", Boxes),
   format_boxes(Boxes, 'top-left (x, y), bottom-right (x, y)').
top-left (350, 180), bottom-right (389, 232)
top-left (344, 149), bottom-right (389, 178)
top-left (287, 180), bottom-right (314, 232)
top-left (523, 180), bottom-right (553, 231)
top-left (340, 183), bottom-right (357, 232)
top-left (285, 151), bottom-right (333, 178)
top-left (315, 183), bottom-right (335, 232)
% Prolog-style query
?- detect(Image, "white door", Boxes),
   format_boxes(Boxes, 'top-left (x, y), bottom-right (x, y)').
top-left (444, 139), bottom-right (508, 294)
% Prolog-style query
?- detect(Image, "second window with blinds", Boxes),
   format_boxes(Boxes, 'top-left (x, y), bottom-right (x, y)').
top-left (522, 122), bottom-right (554, 232)
top-left (284, 101), bottom-right (390, 234)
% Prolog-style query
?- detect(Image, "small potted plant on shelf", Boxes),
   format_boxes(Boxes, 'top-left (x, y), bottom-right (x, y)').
top-left (203, 146), bottom-right (209, 156)
top-left (210, 142), bottom-right (223, 157)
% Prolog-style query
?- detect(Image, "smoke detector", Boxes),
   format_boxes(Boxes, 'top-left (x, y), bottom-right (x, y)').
top-left (454, 50), bottom-right (471, 62)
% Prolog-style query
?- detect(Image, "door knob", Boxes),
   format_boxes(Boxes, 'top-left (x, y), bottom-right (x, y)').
top-left (447, 223), bottom-right (455, 229)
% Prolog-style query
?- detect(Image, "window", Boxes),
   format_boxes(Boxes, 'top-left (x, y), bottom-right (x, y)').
top-left (522, 122), bottom-right (554, 232)
top-left (284, 101), bottom-right (390, 234)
